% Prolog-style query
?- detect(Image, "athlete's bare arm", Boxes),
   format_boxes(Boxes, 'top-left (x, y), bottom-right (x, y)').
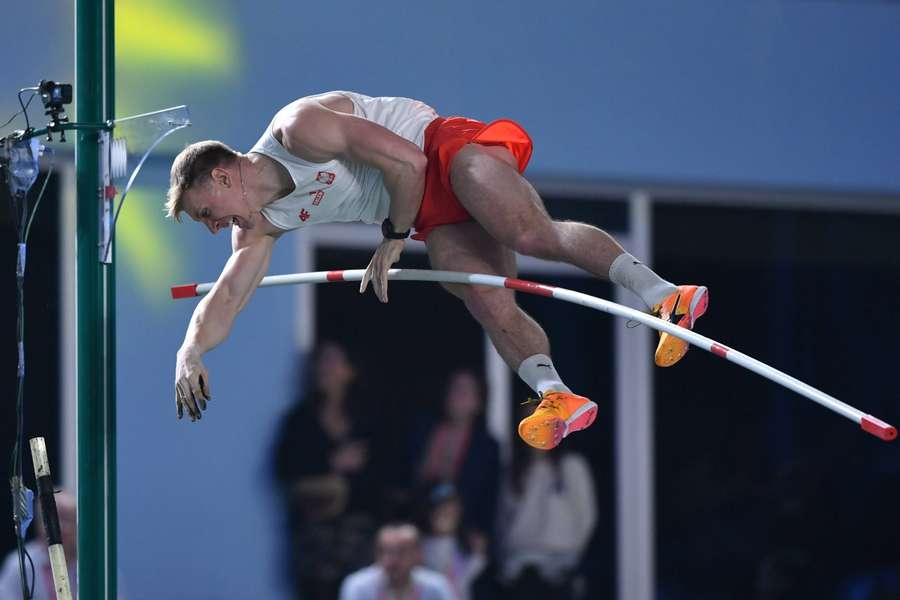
top-left (174, 225), bottom-right (281, 421)
top-left (276, 97), bottom-right (428, 302)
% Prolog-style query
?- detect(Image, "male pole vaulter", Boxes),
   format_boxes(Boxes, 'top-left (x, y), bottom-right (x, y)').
top-left (167, 91), bottom-right (708, 449)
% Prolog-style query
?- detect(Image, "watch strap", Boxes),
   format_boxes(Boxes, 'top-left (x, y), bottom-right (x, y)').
top-left (382, 218), bottom-right (410, 240)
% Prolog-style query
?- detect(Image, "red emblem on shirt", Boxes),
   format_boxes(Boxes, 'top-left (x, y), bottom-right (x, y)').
top-left (316, 171), bottom-right (335, 185)
top-left (299, 209), bottom-right (311, 222)
top-left (309, 190), bottom-right (325, 206)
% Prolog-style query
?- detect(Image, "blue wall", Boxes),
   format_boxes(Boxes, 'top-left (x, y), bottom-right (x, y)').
top-left (4, 1), bottom-right (900, 190)
top-left (233, 0), bottom-right (900, 191)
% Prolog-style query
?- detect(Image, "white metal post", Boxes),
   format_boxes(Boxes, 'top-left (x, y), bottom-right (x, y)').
top-left (614, 191), bottom-right (655, 600)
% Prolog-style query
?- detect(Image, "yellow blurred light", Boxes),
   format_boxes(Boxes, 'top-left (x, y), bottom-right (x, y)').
top-left (118, 0), bottom-right (238, 72)
top-left (116, 186), bottom-right (185, 307)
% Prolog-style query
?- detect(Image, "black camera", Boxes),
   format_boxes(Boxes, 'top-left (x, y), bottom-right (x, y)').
top-left (38, 80), bottom-right (72, 112)
top-left (38, 80), bottom-right (72, 133)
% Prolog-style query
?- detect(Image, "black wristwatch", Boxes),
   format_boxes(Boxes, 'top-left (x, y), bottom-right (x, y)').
top-left (381, 217), bottom-right (410, 240)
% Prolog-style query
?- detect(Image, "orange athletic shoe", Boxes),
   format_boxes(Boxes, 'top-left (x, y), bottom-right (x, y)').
top-left (652, 285), bottom-right (709, 367)
top-left (517, 391), bottom-right (598, 450)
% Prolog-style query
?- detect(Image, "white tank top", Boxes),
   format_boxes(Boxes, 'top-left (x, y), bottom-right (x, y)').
top-left (249, 91), bottom-right (438, 230)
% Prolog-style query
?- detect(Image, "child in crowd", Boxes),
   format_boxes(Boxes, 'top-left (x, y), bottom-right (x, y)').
top-left (420, 483), bottom-right (488, 600)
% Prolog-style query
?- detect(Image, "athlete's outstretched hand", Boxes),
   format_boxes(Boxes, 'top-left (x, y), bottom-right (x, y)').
top-left (360, 238), bottom-right (405, 303)
top-left (175, 346), bottom-right (211, 422)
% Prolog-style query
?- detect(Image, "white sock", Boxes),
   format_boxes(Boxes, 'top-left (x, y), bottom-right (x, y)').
top-left (608, 252), bottom-right (677, 309)
top-left (517, 354), bottom-right (571, 395)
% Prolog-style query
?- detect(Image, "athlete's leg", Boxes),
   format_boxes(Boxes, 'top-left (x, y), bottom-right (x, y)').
top-left (449, 143), bottom-right (709, 368)
top-left (425, 220), bottom-right (547, 370)
top-left (426, 221), bottom-right (597, 449)
top-left (449, 144), bottom-right (676, 309)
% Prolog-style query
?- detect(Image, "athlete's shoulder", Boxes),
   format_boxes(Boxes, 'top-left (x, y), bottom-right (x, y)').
top-left (274, 96), bottom-right (358, 163)
top-left (276, 91), bottom-right (356, 123)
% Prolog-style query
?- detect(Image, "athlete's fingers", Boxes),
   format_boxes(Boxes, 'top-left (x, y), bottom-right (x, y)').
top-left (176, 382), bottom-right (184, 417)
top-left (360, 261), bottom-right (373, 294)
top-left (359, 270), bottom-right (369, 293)
top-left (199, 371), bottom-right (211, 402)
top-left (379, 264), bottom-right (389, 303)
top-left (192, 389), bottom-right (202, 420)
top-left (189, 375), bottom-right (205, 417)
top-left (175, 384), bottom-right (184, 420)
top-left (176, 382), bottom-right (194, 420)
top-left (369, 255), bottom-right (382, 299)
top-left (181, 381), bottom-right (199, 421)
top-left (371, 261), bottom-right (383, 302)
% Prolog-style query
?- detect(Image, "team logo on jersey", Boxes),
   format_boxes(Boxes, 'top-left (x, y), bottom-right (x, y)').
top-left (299, 209), bottom-right (311, 222)
top-left (316, 171), bottom-right (336, 185)
top-left (309, 190), bottom-right (326, 206)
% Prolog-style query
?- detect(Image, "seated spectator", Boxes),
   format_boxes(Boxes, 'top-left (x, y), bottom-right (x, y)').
top-left (496, 413), bottom-right (598, 600)
top-left (340, 523), bottom-right (454, 600)
top-left (420, 483), bottom-right (488, 600)
top-left (413, 369), bottom-right (500, 537)
top-left (272, 341), bottom-right (378, 600)
top-left (0, 490), bottom-right (126, 599)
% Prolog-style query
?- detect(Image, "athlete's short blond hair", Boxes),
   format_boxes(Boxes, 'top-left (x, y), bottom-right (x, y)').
top-left (165, 140), bottom-right (239, 222)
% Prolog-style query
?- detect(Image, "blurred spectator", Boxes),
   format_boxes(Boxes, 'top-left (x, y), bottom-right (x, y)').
top-left (0, 490), bottom-right (125, 599)
top-left (419, 483), bottom-right (488, 600)
top-left (340, 523), bottom-right (454, 600)
top-left (272, 341), bottom-right (378, 600)
top-left (496, 415), bottom-right (597, 600)
top-left (412, 369), bottom-right (500, 537)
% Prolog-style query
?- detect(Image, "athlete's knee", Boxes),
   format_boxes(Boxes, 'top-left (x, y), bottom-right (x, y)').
top-left (461, 286), bottom-right (515, 323)
top-left (511, 223), bottom-right (563, 260)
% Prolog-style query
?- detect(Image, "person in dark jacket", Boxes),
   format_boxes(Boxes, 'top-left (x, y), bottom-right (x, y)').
top-left (412, 369), bottom-right (500, 538)
top-left (272, 341), bottom-right (378, 600)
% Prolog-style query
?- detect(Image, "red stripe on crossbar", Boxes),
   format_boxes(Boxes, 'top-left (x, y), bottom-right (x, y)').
top-left (504, 278), bottom-right (554, 297)
top-left (710, 343), bottom-right (730, 358)
top-left (326, 271), bottom-right (345, 281)
top-left (861, 415), bottom-right (898, 442)
top-left (171, 284), bottom-right (198, 299)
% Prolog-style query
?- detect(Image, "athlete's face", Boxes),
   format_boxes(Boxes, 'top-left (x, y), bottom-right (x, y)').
top-left (184, 164), bottom-right (256, 234)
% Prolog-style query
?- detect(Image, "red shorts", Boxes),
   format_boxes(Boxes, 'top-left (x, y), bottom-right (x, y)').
top-left (411, 116), bottom-right (534, 241)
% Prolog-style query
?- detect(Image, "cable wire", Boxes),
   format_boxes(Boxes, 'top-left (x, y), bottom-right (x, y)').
top-left (0, 91), bottom-right (36, 134)
top-left (25, 156), bottom-right (53, 243)
top-left (16, 88), bottom-right (37, 133)
top-left (5, 123), bottom-right (46, 600)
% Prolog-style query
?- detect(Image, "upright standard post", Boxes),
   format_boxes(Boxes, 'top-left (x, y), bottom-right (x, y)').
top-left (103, 0), bottom-right (117, 595)
top-left (75, 0), bottom-right (116, 597)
